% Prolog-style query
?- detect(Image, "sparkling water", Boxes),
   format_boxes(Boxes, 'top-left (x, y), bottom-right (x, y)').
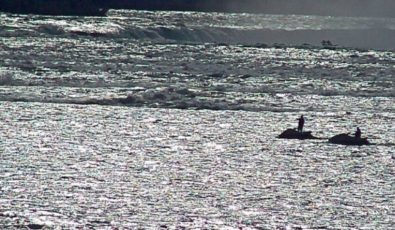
top-left (0, 10), bottom-right (394, 229)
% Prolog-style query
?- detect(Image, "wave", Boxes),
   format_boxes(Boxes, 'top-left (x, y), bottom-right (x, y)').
top-left (1, 71), bottom-right (394, 98)
top-left (0, 85), bottom-right (394, 114)
top-left (112, 26), bottom-right (395, 51)
top-left (0, 86), bottom-right (286, 112)
top-left (2, 21), bottom-right (395, 50)
top-left (119, 27), bottom-right (395, 50)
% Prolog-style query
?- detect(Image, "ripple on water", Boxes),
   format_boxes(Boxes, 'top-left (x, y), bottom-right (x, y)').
top-left (0, 102), bottom-right (394, 228)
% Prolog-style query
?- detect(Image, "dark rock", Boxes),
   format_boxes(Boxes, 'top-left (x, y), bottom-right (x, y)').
top-left (27, 224), bottom-right (44, 230)
top-left (278, 129), bottom-right (319, 140)
top-left (328, 133), bottom-right (370, 146)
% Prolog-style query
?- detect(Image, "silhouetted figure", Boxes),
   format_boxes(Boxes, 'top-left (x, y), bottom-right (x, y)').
top-left (297, 115), bottom-right (305, 132)
top-left (355, 127), bottom-right (361, 139)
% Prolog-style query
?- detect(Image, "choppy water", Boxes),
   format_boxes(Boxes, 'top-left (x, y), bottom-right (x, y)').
top-left (0, 10), bottom-right (394, 229)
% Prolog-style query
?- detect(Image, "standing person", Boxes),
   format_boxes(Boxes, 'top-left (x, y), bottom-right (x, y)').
top-left (297, 115), bottom-right (305, 132)
top-left (355, 127), bottom-right (361, 139)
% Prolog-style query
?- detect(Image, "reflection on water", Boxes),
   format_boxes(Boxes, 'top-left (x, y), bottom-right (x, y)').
top-left (0, 103), bottom-right (393, 228)
top-left (1, 39), bottom-right (394, 111)
top-left (0, 9), bottom-right (394, 229)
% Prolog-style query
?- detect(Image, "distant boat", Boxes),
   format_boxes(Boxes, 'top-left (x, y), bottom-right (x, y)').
top-left (278, 129), bottom-right (319, 140)
top-left (328, 133), bottom-right (370, 146)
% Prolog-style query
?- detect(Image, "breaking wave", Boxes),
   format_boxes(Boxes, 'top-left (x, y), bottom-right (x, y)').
top-left (0, 83), bottom-right (394, 113)
top-left (1, 10), bottom-right (394, 112)
top-left (1, 20), bottom-right (394, 50)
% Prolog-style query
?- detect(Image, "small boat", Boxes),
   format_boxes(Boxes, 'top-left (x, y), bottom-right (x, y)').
top-left (328, 133), bottom-right (370, 146)
top-left (278, 129), bottom-right (319, 140)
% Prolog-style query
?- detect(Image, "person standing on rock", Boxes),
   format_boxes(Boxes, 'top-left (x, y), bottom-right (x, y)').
top-left (355, 127), bottom-right (361, 139)
top-left (297, 115), bottom-right (305, 132)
